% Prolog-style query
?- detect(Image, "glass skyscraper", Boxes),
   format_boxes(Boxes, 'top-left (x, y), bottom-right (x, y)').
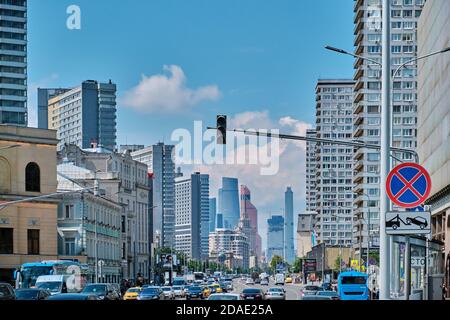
top-left (218, 177), bottom-right (240, 230)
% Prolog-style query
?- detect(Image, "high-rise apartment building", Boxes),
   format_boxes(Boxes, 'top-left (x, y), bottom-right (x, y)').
top-left (315, 79), bottom-right (355, 247)
top-left (0, 0), bottom-right (27, 126)
top-left (131, 143), bottom-right (175, 248)
top-left (37, 88), bottom-right (71, 129)
top-left (44, 80), bottom-right (117, 151)
top-left (353, 0), bottom-right (425, 256)
top-left (284, 187), bottom-right (295, 264)
top-left (305, 129), bottom-right (317, 213)
top-left (175, 172), bottom-right (210, 260)
top-left (218, 177), bottom-right (240, 229)
top-left (240, 185), bottom-right (262, 259)
top-left (266, 215), bottom-right (284, 263)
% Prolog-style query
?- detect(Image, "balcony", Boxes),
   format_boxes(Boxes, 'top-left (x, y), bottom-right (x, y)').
top-left (354, 124), bottom-right (364, 138)
top-left (354, 20), bottom-right (364, 36)
top-left (354, 91), bottom-right (364, 104)
top-left (355, 43), bottom-right (364, 56)
top-left (353, 0), bottom-right (363, 12)
top-left (353, 68), bottom-right (364, 81)
top-left (353, 6), bottom-right (364, 24)
top-left (354, 159), bottom-right (364, 171)
top-left (353, 103), bottom-right (364, 115)
top-left (354, 79), bottom-right (364, 92)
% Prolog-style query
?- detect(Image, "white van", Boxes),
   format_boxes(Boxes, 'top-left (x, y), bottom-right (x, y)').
top-left (275, 273), bottom-right (285, 285)
top-left (35, 275), bottom-right (69, 295)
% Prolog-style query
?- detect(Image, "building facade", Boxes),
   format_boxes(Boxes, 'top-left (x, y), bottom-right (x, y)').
top-left (57, 162), bottom-right (122, 283)
top-left (0, 0), bottom-right (27, 126)
top-left (305, 129), bottom-right (317, 213)
top-left (218, 177), bottom-right (240, 230)
top-left (208, 228), bottom-right (249, 269)
top-left (239, 185), bottom-right (262, 261)
top-left (266, 215), bottom-right (284, 263)
top-left (284, 187), bottom-right (295, 264)
top-left (44, 80), bottom-right (117, 151)
top-left (297, 213), bottom-right (315, 258)
top-left (209, 198), bottom-right (216, 233)
top-left (131, 143), bottom-right (175, 249)
top-left (417, 0), bottom-right (450, 295)
top-left (37, 88), bottom-right (71, 130)
top-left (174, 172), bottom-right (209, 261)
top-left (0, 126), bottom-right (59, 284)
top-left (58, 144), bottom-right (150, 280)
top-left (353, 0), bottom-right (426, 256)
top-left (315, 79), bottom-right (354, 248)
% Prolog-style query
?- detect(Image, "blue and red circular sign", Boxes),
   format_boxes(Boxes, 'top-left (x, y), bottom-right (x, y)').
top-left (386, 163), bottom-right (431, 208)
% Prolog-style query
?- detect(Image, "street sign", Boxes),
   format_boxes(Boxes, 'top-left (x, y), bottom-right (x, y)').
top-left (386, 163), bottom-right (431, 208)
top-left (385, 211), bottom-right (431, 235)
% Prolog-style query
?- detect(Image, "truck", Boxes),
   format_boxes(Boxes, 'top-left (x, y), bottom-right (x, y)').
top-left (274, 273), bottom-right (285, 285)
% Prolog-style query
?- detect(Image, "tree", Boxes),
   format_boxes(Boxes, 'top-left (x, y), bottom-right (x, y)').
top-left (292, 257), bottom-right (303, 273)
top-left (334, 256), bottom-right (343, 272)
top-left (270, 255), bottom-right (284, 273)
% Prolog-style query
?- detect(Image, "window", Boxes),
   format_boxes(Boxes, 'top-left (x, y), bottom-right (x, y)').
top-left (65, 205), bottom-right (74, 219)
top-left (27, 229), bottom-right (40, 255)
top-left (25, 162), bottom-right (40, 192)
top-left (65, 238), bottom-right (76, 255)
top-left (0, 228), bottom-right (13, 254)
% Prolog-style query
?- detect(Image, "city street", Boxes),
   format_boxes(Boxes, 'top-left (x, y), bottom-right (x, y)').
top-left (231, 278), bottom-right (302, 301)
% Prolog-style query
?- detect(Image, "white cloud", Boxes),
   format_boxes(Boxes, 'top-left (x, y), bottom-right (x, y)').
top-left (120, 65), bottom-right (221, 113)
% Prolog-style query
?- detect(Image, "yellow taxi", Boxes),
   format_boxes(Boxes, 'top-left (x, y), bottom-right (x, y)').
top-left (211, 283), bottom-right (223, 293)
top-left (202, 286), bottom-right (212, 298)
top-left (123, 287), bottom-right (142, 300)
top-left (285, 276), bottom-right (293, 284)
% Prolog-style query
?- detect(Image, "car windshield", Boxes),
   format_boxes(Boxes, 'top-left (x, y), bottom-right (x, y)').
top-left (162, 287), bottom-right (171, 291)
top-left (173, 286), bottom-right (182, 290)
top-left (304, 286), bottom-right (320, 291)
top-left (15, 290), bottom-right (40, 299)
top-left (317, 291), bottom-right (338, 296)
top-left (83, 285), bottom-right (106, 294)
top-left (209, 295), bottom-right (238, 300)
top-left (37, 282), bottom-right (62, 293)
top-left (341, 276), bottom-right (366, 285)
top-left (0, 286), bottom-right (12, 297)
top-left (243, 289), bottom-right (260, 294)
top-left (127, 288), bottom-right (141, 293)
top-left (269, 288), bottom-right (283, 292)
top-left (189, 286), bottom-right (202, 291)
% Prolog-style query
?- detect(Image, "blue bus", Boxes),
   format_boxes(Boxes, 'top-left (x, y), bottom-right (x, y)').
top-left (14, 260), bottom-right (89, 289)
top-left (337, 271), bottom-right (369, 300)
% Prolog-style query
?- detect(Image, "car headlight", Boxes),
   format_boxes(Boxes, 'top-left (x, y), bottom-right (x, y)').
top-left (136, 296), bottom-right (142, 300)
top-left (98, 295), bottom-right (105, 300)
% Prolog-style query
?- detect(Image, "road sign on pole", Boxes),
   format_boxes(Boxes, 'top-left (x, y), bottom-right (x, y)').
top-left (385, 211), bottom-right (431, 235)
top-left (386, 163), bottom-right (431, 209)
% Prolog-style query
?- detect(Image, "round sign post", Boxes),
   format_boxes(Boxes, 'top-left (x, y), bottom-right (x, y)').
top-left (386, 163), bottom-right (431, 208)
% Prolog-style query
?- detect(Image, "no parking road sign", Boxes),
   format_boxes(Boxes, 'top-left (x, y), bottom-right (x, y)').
top-left (386, 163), bottom-right (431, 208)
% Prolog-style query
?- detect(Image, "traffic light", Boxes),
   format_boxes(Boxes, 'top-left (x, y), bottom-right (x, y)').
top-left (216, 115), bottom-right (227, 145)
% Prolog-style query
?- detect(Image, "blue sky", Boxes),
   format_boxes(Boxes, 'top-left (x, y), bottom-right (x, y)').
top-left (29, 0), bottom-right (355, 252)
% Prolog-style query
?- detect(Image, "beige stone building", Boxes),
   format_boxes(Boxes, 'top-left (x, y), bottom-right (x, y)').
top-left (0, 126), bottom-right (59, 284)
top-left (417, 0), bottom-right (450, 295)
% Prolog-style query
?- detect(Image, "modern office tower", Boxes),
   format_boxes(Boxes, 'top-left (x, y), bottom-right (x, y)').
top-left (284, 187), bottom-right (295, 263)
top-left (57, 144), bottom-right (150, 280)
top-left (417, 0), bottom-right (450, 265)
top-left (216, 213), bottom-right (224, 229)
top-left (315, 79), bottom-right (354, 248)
top-left (175, 172), bottom-right (210, 260)
top-left (45, 80), bottom-right (117, 151)
top-left (209, 198), bottom-right (217, 233)
top-left (0, 0), bottom-right (27, 126)
top-left (37, 88), bottom-right (71, 129)
top-left (131, 143), bottom-right (175, 249)
top-left (353, 0), bottom-right (425, 257)
top-left (218, 177), bottom-right (240, 229)
top-left (208, 229), bottom-right (249, 269)
top-left (240, 185), bottom-right (262, 259)
top-left (266, 215), bottom-right (284, 263)
top-left (305, 129), bottom-right (317, 213)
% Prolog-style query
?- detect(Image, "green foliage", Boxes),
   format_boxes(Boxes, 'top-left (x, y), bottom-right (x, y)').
top-left (270, 255), bottom-right (284, 272)
top-left (292, 257), bottom-right (303, 273)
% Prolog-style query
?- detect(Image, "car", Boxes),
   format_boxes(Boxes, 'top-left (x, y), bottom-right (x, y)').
top-left (245, 278), bottom-right (254, 285)
top-left (264, 287), bottom-right (286, 300)
top-left (254, 277), bottom-right (261, 284)
top-left (123, 287), bottom-right (143, 300)
top-left (301, 295), bottom-right (333, 300)
top-left (285, 277), bottom-right (293, 284)
top-left (202, 286), bottom-right (212, 298)
top-left (137, 287), bottom-right (165, 300)
top-left (218, 282), bottom-right (228, 293)
top-left (172, 285), bottom-right (185, 298)
top-left (260, 278), bottom-right (269, 286)
top-left (47, 293), bottom-right (99, 300)
top-left (406, 216), bottom-right (428, 229)
top-left (224, 280), bottom-right (233, 291)
top-left (316, 291), bottom-right (340, 300)
top-left (0, 283), bottom-right (15, 300)
top-left (161, 286), bottom-right (175, 299)
top-left (15, 288), bottom-right (51, 300)
top-left (321, 282), bottom-right (333, 291)
top-left (209, 283), bottom-right (223, 293)
top-left (81, 283), bottom-right (118, 300)
top-left (185, 285), bottom-right (204, 300)
top-left (208, 293), bottom-right (242, 300)
top-left (299, 285), bottom-right (321, 299)
top-left (240, 288), bottom-right (264, 300)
